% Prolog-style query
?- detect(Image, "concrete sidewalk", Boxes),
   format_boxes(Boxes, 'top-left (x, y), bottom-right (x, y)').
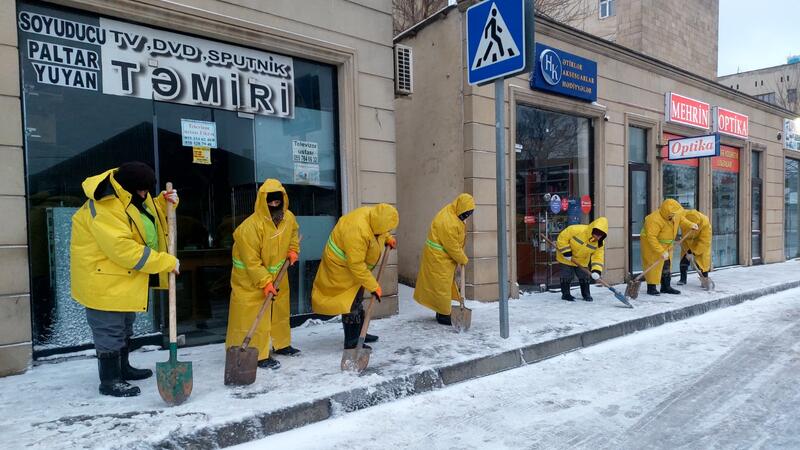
top-left (3, 261), bottom-right (799, 449)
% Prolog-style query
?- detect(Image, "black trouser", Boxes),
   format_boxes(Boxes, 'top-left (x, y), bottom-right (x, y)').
top-left (680, 255), bottom-right (709, 277)
top-left (85, 308), bottom-right (135, 352)
top-left (559, 263), bottom-right (591, 283)
top-left (342, 289), bottom-right (365, 347)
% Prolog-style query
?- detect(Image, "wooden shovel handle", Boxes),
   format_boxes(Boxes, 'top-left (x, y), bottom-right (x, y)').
top-left (166, 182), bottom-right (178, 345)
top-left (633, 228), bottom-right (696, 282)
top-left (241, 260), bottom-right (290, 351)
top-left (358, 245), bottom-right (391, 342)
top-left (539, 233), bottom-right (606, 285)
top-left (459, 264), bottom-right (466, 307)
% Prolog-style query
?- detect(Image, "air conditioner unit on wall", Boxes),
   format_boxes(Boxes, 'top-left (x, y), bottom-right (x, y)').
top-left (395, 44), bottom-right (413, 95)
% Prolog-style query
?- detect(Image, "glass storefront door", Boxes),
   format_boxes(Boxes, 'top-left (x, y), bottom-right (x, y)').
top-left (786, 158), bottom-right (800, 259)
top-left (751, 151), bottom-right (763, 264)
top-left (628, 127), bottom-right (649, 273)
top-left (515, 105), bottom-right (593, 289)
top-left (712, 146), bottom-right (740, 267)
top-left (662, 133), bottom-right (699, 266)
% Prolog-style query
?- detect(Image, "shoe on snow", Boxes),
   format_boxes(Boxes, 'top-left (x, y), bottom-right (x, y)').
top-left (646, 285), bottom-right (660, 296)
top-left (344, 341), bottom-right (372, 350)
top-left (120, 347), bottom-right (152, 380)
top-left (100, 381), bottom-right (140, 397)
top-left (582, 296), bottom-right (593, 302)
top-left (660, 286), bottom-right (681, 294)
top-left (273, 346), bottom-right (302, 357)
top-left (365, 333), bottom-right (379, 343)
top-left (436, 313), bottom-right (452, 326)
top-left (257, 357), bottom-right (281, 370)
top-left (562, 294), bottom-right (576, 301)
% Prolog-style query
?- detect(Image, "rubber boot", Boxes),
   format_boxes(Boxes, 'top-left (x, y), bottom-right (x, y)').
top-left (560, 280), bottom-right (575, 301)
top-left (646, 284), bottom-right (660, 296)
top-left (436, 313), bottom-right (452, 325)
top-left (359, 311), bottom-right (378, 342)
top-left (273, 346), bottom-right (301, 357)
top-left (97, 351), bottom-right (140, 397)
top-left (660, 273), bottom-right (681, 294)
top-left (257, 357), bottom-right (281, 370)
top-left (579, 280), bottom-right (593, 302)
top-left (343, 314), bottom-right (371, 350)
top-left (120, 341), bottom-right (152, 381)
top-left (677, 258), bottom-right (689, 285)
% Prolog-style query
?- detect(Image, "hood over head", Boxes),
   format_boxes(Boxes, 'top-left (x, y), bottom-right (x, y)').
top-left (588, 216), bottom-right (608, 245)
top-left (659, 199), bottom-right (684, 221)
top-left (255, 179), bottom-right (288, 218)
top-left (451, 193), bottom-right (475, 220)
top-left (369, 203), bottom-right (399, 235)
top-left (81, 168), bottom-right (131, 204)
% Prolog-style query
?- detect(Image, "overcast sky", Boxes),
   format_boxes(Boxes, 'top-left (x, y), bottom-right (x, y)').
top-left (717, 0), bottom-right (800, 76)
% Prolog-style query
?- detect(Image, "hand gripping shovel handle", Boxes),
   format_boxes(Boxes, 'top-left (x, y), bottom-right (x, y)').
top-left (632, 228), bottom-right (696, 283)
top-left (241, 261), bottom-right (290, 351)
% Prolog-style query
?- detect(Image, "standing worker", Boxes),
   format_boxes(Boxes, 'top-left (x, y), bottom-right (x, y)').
top-left (555, 217), bottom-right (608, 302)
top-left (225, 179), bottom-right (300, 370)
top-left (641, 199), bottom-right (698, 296)
top-left (413, 194), bottom-right (474, 325)
top-left (71, 162), bottom-right (180, 397)
top-left (678, 209), bottom-right (712, 285)
top-left (312, 204), bottom-right (399, 350)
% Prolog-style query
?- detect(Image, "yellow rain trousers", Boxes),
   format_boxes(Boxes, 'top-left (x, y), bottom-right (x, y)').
top-left (680, 209), bottom-right (712, 273)
top-left (312, 204), bottom-right (399, 316)
top-left (413, 194), bottom-right (474, 315)
top-left (225, 179), bottom-right (299, 361)
top-left (555, 217), bottom-right (609, 273)
top-left (640, 199), bottom-right (695, 284)
top-left (71, 168), bottom-right (177, 312)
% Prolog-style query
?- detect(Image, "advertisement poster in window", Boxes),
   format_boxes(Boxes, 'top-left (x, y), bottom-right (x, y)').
top-left (784, 119), bottom-right (800, 151)
top-left (292, 140), bottom-right (320, 185)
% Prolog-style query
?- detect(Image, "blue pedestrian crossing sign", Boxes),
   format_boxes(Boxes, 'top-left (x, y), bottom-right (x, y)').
top-left (466, 0), bottom-right (526, 85)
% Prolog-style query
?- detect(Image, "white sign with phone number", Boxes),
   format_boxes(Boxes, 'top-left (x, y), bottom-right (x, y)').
top-left (181, 119), bottom-right (217, 148)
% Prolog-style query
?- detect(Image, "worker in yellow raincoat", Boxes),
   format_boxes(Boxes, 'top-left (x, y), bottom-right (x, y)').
top-left (413, 194), bottom-right (474, 325)
top-left (678, 209), bottom-right (712, 285)
top-left (225, 179), bottom-right (299, 370)
top-left (641, 199), bottom-right (698, 296)
top-left (312, 203), bottom-right (399, 349)
top-left (71, 162), bottom-right (179, 397)
top-left (555, 217), bottom-right (608, 302)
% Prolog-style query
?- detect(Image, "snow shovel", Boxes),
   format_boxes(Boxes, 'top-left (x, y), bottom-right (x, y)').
top-left (451, 264), bottom-right (472, 331)
top-left (224, 260), bottom-right (289, 386)
top-left (157, 182), bottom-right (193, 406)
top-left (688, 254), bottom-right (715, 291)
top-left (624, 229), bottom-right (695, 300)
top-left (341, 245), bottom-right (391, 373)
top-left (539, 234), bottom-right (632, 308)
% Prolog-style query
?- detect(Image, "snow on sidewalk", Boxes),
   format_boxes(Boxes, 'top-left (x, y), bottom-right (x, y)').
top-left (2, 261), bottom-right (800, 449)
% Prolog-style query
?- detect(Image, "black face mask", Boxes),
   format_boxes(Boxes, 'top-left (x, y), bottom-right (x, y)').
top-left (458, 210), bottom-right (474, 221)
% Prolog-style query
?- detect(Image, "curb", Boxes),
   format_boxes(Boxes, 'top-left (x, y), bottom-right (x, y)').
top-left (153, 280), bottom-right (800, 449)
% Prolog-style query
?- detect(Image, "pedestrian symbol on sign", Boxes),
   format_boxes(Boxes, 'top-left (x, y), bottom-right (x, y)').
top-left (471, 3), bottom-right (521, 70)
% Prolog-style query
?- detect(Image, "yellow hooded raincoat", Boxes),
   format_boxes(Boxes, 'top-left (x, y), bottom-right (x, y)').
top-left (70, 168), bottom-right (177, 312)
top-left (225, 179), bottom-right (299, 361)
top-left (640, 199), bottom-right (695, 284)
top-left (555, 217), bottom-right (609, 273)
top-left (679, 210), bottom-right (712, 273)
top-left (312, 204), bottom-right (399, 316)
top-left (413, 194), bottom-right (474, 315)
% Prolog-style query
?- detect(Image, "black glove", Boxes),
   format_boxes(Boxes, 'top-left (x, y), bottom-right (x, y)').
top-left (372, 291), bottom-right (382, 303)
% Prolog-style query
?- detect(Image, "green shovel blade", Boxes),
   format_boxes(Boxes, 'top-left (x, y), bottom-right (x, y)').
top-left (156, 343), bottom-right (193, 406)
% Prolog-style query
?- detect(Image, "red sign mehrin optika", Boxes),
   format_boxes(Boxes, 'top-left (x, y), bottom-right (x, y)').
top-left (665, 92), bottom-right (710, 130)
top-left (713, 107), bottom-right (749, 139)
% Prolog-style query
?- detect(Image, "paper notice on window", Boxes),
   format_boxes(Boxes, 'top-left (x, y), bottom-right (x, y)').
top-left (292, 140), bottom-right (320, 184)
top-left (294, 162), bottom-right (320, 185)
top-left (192, 146), bottom-right (211, 165)
top-left (182, 119), bottom-right (217, 148)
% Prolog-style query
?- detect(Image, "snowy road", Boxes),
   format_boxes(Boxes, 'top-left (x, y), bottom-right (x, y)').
top-left (234, 288), bottom-right (800, 450)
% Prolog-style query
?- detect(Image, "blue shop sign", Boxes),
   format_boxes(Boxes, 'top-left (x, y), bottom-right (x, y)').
top-left (531, 43), bottom-right (597, 102)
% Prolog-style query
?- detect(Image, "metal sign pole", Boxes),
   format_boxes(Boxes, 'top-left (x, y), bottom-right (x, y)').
top-left (495, 78), bottom-right (509, 339)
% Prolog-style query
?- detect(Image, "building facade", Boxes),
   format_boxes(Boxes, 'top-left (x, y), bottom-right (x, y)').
top-left (0, 0), bottom-right (398, 376)
top-left (719, 60), bottom-right (800, 114)
top-left (568, 0), bottom-right (719, 80)
top-left (396, 3), bottom-right (794, 301)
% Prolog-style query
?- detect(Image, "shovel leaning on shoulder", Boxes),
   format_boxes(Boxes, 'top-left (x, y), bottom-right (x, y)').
top-left (156, 182), bottom-right (193, 406)
top-left (341, 245), bottom-right (391, 373)
top-left (539, 234), bottom-right (632, 308)
top-left (451, 264), bottom-right (473, 331)
top-left (223, 260), bottom-right (290, 386)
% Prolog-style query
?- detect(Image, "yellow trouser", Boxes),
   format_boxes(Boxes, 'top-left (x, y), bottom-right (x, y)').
top-left (270, 290), bottom-right (291, 350)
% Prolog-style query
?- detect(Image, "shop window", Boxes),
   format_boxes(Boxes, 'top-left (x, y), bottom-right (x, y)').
top-left (662, 133), bottom-right (699, 266)
top-left (786, 158), bottom-right (800, 259)
top-left (751, 151), bottom-right (763, 264)
top-left (515, 105), bottom-right (593, 288)
top-left (628, 126), bottom-right (649, 273)
top-left (788, 89), bottom-right (797, 104)
top-left (599, 0), bottom-right (616, 19)
top-left (712, 146), bottom-right (740, 267)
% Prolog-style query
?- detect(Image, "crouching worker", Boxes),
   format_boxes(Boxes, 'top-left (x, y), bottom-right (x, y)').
top-left (70, 162), bottom-right (180, 397)
top-left (641, 199), bottom-right (698, 296)
top-left (678, 209), bottom-right (712, 284)
top-left (226, 179), bottom-right (300, 371)
top-left (556, 217), bottom-right (608, 302)
top-left (312, 204), bottom-right (399, 350)
top-left (413, 194), bottom-right (474, 325)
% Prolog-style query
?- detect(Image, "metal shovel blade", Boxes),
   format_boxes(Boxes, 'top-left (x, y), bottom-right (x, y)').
top-left (223, 346), bottom-right (259, 386)
top-left (156, 344), bottom-right (193, 406)
top-left (451, 304), bottom-right (472, 332)
top-left (341, 346), bottom-right (371, 373)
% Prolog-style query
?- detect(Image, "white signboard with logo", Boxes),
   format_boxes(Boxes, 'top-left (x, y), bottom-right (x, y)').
top-left (785, 119), bottom-right (800, 151)
top-left (666, 134), bottom-right (720, 161)
top-left (18, 10), bottom-right (294, 118)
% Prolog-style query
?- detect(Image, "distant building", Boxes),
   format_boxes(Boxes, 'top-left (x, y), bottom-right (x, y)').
top-left (719, 60), bottom-right (800, 114)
